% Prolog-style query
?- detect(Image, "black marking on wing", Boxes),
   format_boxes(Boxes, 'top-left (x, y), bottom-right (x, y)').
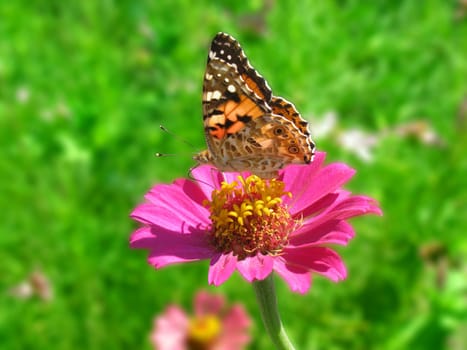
top-left (237, 114), bottom-right (252, 124)
top-left (208, 123), bottom-right (225, 131)
top-left (224, 118), bottom-right (235, 130)
top-left (225, 90), bottom-right (241, 103)
top-left (207, 109), bottom-right (224, 117)
top-left (209, 32), bottom-right (272, 102)
top-left (224, 114), bottom-right (253, 136)
top-left (247, 137), bottom-right (262, 148)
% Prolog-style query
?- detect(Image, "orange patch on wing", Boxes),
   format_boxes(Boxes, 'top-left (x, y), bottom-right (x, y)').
top-left (242, 74), bottom-right (266, 99)
top-left (206, 95), bottom-right (265, 140)
top-left (209, 126), bottom-right (226, 139)
top-left (226, 121), bottom-right (246, 134)
top-left (206, 114), bottom-right (228, 140)
top-left (270, 97), bottom-right (308, 135)
top-left (224, 95), bottom-right (264, 121)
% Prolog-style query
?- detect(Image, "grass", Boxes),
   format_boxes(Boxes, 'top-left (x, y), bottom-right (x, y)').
top-left (1, 0), bottom-right (466, 349)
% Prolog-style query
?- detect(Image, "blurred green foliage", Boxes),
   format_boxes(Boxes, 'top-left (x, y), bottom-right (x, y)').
top-left (1, 0), bottom-right (466, 349)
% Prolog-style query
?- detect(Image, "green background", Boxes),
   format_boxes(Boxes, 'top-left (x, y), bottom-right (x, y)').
top-left (1, 1), bottom-right (466, 349)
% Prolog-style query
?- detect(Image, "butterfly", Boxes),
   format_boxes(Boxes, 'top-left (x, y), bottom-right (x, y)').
top-left (194, 32), bottom-right (316, 179)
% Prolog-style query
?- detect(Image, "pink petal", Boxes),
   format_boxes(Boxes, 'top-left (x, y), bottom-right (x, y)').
top-left (130, 227), bottom-right (214, 268)
top-left (194, 290), bottom-right (225, 316)
top-left (190, 165), bottom-right (224, 198)
top-left (290, 220), bottom-right (355, 246)
top-left (283, 246), bottom-right (347, 282)
top-left (216, 304), bottom-right (252, 350)
top-left (280, 152), bottom-right (326, 191)
top-left (131, 203), bottom-right (204, 233)
top-left (143, 182), bottom-right (210, 227)
top-left (191, 165), bottom-right (252, 197)
top-left (273, 258), bottom-right (311, 294)
top-left (236, 254), bottom-right (274, 282)
top-left (330, 195), bottom-right (382, 217)
top-left (295, 192), bottom-right (341, 219)
top-left (130, 226), bottom-right (153, 244)
top-left (284, 159), bottom-right (355, 215)
top-left (189, 166), bottom-right (252, 200)
top-left (300, 194), bottom-right (382, 231)
top-left (173, 177), bottom-right (210, 206)
top-left (208, 253), bottom-right (238, 286)
top-left (220, 170), bottom-right (251, 184)
top-left (222, 304), bottom-right (252, 332)
top-left (151, 305), bottom-right (189, 350)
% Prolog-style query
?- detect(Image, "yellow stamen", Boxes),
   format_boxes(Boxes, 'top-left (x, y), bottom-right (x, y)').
top-left (188, 314), bottom-right (221, 347)
top-left (205, 175), bottom-right (298, 259)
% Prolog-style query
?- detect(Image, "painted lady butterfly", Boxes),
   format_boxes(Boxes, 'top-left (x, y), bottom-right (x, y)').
top-left (194, 32), bottom-right (316, 179)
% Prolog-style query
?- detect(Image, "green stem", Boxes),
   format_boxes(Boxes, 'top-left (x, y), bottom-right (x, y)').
top-left (253, 273), bottom-right (296, 350)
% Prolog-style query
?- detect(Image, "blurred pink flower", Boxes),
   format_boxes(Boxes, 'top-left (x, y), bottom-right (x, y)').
top-left (130, 152), bottom-right (382, 293)
top-left (151, 291), bottom-right (251, 350)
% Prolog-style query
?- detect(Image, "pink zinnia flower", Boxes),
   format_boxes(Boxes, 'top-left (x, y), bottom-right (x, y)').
top-left (130, 152), bottom-right (382, 294)
top-left (150, 290), bottom-right (251, 350)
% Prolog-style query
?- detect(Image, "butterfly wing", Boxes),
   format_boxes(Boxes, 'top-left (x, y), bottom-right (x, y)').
top-left (201, 33), bottom-right (272, 167)
top-left (195, 32), bottom-right (315, 177)
top-left (208, 32), bottom-right (272, 102)
top-left (269, 96), bottom-right (316, 163)
top-left (219, 113), bottom-right (314, 178)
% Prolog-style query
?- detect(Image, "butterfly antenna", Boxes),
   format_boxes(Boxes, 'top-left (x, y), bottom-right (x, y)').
top-left (186, 165), bottom-right (216, 191)
top-left (159, 125), bottom-right (196, 148)
top-left (156, 125), bottom-right (202, 158)
top-left (154, 152), bottom-right (180, 157)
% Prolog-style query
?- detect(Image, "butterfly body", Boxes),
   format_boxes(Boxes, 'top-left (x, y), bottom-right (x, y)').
top-left (194, 32), bottom-right (315, 178)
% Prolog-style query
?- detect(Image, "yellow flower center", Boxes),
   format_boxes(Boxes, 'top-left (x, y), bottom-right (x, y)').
top-left (205, 175), bottom-right (300, 260)
top-left (187, 314), bottom-right (221, 349)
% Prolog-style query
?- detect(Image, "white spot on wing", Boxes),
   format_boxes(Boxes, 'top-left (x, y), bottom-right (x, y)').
top-left (212, 90), bottom-right (222, 100)
top-left (227, 85), bottom-right (236, 93)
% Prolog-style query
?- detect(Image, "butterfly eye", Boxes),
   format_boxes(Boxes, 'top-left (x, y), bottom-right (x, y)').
top-left (288, 146), bottom-right (299, 154)
top-left (273, 126), bottom-right (286, 136)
